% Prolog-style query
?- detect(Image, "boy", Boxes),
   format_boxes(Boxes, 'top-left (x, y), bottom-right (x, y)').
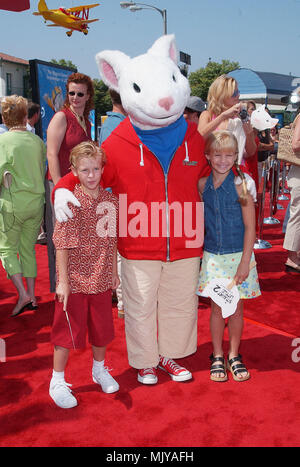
top-left (49, 141), bottom-right (119, 409)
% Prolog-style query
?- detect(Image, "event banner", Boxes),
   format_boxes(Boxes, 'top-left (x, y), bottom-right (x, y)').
top-left (29, 60), bottom-right (75, 143)
top-left (30, 60), bottom-right (96, 143)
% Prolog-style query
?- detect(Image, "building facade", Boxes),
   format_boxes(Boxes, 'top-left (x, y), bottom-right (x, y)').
top-left (0, 52), bottom-right (29, 98)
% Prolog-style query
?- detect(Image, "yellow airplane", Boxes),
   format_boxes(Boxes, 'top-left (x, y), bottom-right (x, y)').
top-left (33, 0), bottom-right (99, 37)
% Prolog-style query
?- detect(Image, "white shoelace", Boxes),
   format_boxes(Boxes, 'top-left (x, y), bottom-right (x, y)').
top-left (93, 366), bottom-right (113, 376)
top-left (141, 368), bottom-right (156, 375)
top-left (52, 380), bottom-right (73, 392)
top-left (160, 358), bottom-right (183, 372)
top-left (99, 367), bottom-right (113, 377)
top-left (93, 366), bottom-right (119, 393)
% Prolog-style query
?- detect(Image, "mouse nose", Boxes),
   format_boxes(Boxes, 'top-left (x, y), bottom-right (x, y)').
top-left (158, 96), bottom-right (174, 111)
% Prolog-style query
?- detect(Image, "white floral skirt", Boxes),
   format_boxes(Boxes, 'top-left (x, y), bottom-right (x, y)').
top-left (197, 251), bottom-right (261, 299)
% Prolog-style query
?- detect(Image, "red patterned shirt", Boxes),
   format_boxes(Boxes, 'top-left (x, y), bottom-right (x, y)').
top-left (53, 184), bottom-right (118, 294)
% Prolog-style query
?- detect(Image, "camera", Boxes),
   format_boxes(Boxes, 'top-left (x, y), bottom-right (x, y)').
top-left (239, 108), bottom-right (249, 122)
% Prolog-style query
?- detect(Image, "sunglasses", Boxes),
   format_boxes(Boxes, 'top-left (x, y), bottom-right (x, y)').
top-left (68, 91), bottom-right (85, 97)
top-left (232, 89), bottom-right (240, 98)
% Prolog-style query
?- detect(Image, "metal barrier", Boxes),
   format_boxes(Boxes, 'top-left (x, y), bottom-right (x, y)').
top-left (263, 155), bottom-right (280, 225)
top-left (254, 158), bottom-right (290, 250)
top-left (278, 162), bottom-right (289, 200)
top-left (254, 161), bottom-right (272, 249)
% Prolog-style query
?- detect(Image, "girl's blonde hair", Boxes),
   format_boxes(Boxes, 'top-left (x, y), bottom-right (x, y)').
top-left (1, 95), bottom-right (27, 128)
top-left (207, 75), bottom-right (237, 117)
top-left (70, 141), bottom-right (106, 168)
top-left (205, 130), bottom-right (248, 204)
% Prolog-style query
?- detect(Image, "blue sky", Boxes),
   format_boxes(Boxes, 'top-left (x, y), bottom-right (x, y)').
top-left (1, 0), bottom-right (300, 79)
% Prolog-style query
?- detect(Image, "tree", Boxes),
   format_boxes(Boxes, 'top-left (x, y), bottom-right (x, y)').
top-left (50, 60), bottom-right (111, 122)
top-left (188, 59), bottom-right (239, 101)
top-left (50, 58), bottom-right (77, 71)
top-left (93, 79), bottom-right (112, 123)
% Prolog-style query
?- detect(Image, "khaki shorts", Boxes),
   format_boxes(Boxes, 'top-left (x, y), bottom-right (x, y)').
top-left (121, 256), bottom-right (200, 369)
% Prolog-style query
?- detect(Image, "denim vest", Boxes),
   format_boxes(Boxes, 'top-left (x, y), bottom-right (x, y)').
top-left (202, 171), bottom-right (244, 254)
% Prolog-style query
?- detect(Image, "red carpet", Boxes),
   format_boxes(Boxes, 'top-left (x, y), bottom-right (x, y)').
top-left (1, 194), bottom-right (300, 448)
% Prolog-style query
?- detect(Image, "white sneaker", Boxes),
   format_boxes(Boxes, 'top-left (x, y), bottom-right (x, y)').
top-left (93, 367), bottom-right (119, 393)
top-left (49, 379), bottom-right (78, 409)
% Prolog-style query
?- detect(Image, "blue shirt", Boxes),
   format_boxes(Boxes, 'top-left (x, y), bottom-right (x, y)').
top-left (202, 171), bottom-right (245, 254)
top-left (133, 116), bottom-right (187, 173)
top-left (100, 111), bottom-right (126, 193)
top-left (100, 112), bottom-right (126, 144)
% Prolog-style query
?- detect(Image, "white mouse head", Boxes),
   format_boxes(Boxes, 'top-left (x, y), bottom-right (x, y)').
top-left (250, 104), bottom-right (278, 131)
top-left (95, 35), bottom-right (190, 130)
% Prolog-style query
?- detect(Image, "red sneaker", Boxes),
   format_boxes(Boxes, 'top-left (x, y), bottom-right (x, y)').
top-left (158, 356), bottom-right (192, 382)
top-left (137, 367), bottom-right (158, 385)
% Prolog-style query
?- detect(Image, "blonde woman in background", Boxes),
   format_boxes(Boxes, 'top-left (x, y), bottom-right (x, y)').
top-left (198, 75), bottom-right (257, 162)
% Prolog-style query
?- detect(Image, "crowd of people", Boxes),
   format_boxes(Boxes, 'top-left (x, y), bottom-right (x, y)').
top-left (0, 66), bottom-right (299, 409)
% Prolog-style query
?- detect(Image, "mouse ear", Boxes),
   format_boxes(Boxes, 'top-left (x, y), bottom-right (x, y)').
top-left (95, 50), bottom-right (130, 92)
top-left (250, 104), bottom-right (279, 131)
top-left (147, 34), bottom-right (178, 65)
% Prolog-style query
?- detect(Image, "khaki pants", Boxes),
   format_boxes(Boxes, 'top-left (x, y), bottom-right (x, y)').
top-left (121, 256), bottom-right (200, 369)
top-left (116, 252), bottom-right (123, 311)
top-left (283, 165), bottom-right (300, 252)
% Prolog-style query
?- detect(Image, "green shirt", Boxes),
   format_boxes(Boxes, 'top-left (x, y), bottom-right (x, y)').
top-left (0, 130), bottom-right (46, 213)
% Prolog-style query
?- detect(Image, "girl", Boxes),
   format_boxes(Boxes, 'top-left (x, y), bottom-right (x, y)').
top-left (197, 131), bottom-right (261, 382)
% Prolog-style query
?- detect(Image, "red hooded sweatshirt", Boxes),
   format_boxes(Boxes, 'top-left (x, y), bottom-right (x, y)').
top-left (53, 117), bottom-right (210, 261)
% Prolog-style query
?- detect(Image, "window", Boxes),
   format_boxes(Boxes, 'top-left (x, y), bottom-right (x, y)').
top-left (6, 73), bottom-right (12, 95)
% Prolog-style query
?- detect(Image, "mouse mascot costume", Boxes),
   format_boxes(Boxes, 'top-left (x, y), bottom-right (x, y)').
top-left (53, 35), bottom-right (210, 384)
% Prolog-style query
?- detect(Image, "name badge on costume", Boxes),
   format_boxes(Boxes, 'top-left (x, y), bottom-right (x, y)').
top-left (183, 161), bottom-right (198, 166)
